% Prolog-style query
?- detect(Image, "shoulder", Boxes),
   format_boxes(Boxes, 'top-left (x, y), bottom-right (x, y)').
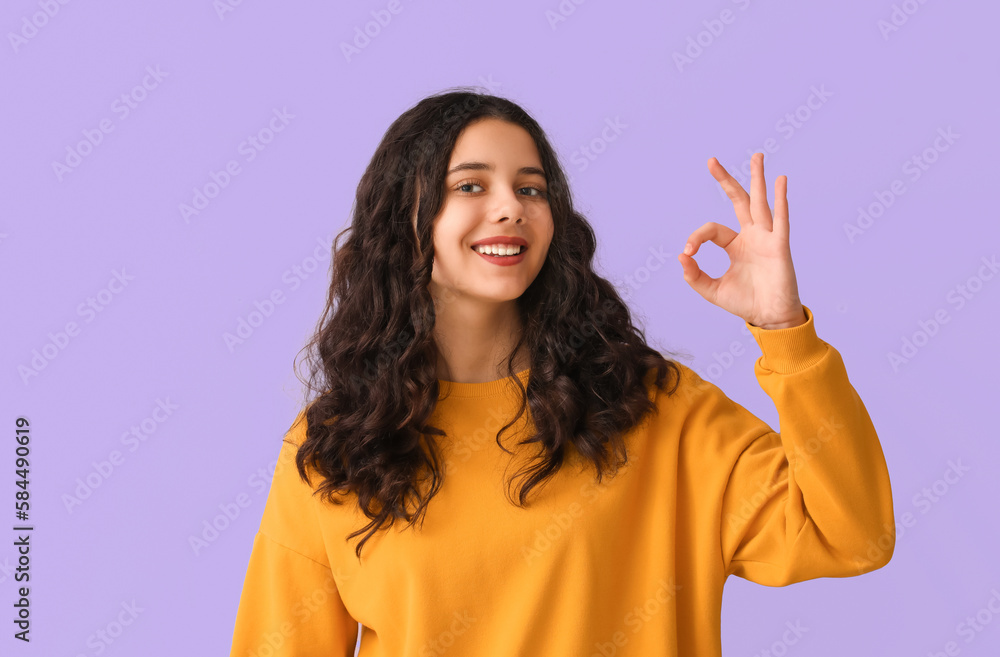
top-left (274, 406), bottom-right (354, 506)
top-left (257, 409), bottom-right (334, 563)
top-left (643, 359), bottom-right (716, 410)
top-left (643, 360), bottom-right (763, 453)
top-left (622, 360), bottom-right (723, 445)
top-left (261, 407), bottom-right (339, 530)
top-left (271, 410), bottom-right (308, 483)
top-left (284, 408), bottom-right (310, 448)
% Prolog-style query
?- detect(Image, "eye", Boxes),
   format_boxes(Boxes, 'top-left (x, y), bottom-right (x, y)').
top-left (520, 185), bottom-right (548, 199)
top-left (454, 178), bottom-right (548, 199)
top-left (456, 181), bottom-right (484, 193)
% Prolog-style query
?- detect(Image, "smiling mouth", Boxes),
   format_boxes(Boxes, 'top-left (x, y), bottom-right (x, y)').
top-left (470, 245), bottom-right (528, 257)
top-left (470, 245), bottom-right (528, 266)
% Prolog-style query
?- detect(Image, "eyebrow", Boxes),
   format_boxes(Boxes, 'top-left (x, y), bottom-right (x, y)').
top-left (446, 161), bottom-right (546, 177)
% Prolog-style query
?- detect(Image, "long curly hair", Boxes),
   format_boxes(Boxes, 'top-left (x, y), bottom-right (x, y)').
top-left (292, 86), bottom-right (683, 561)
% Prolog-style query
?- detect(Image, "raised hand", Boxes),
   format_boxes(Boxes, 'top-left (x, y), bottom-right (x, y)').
top-left (677, 153), bottom-right (806, 330)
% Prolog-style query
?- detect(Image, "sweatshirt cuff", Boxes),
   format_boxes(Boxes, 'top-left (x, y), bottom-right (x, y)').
top-left (745, 305), bottom-right (828, 374)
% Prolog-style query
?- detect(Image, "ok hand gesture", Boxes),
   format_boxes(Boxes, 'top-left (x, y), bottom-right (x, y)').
top-left (678, 153), bottom-right (807, 330)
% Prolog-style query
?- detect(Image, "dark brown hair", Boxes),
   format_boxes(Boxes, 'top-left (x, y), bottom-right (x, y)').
top-left (292, 87), bottom-right (683, 560)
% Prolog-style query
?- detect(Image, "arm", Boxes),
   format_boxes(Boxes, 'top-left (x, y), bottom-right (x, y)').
top-left (717, 306), bottom-right (895, 585)
top-left (676, 153), bottom-right (895, 584)
top-left (229, 413), bottom-right (360, 656)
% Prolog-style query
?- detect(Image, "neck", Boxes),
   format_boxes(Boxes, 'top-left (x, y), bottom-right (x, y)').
top-left (430, 290), bottom-right (528, 383)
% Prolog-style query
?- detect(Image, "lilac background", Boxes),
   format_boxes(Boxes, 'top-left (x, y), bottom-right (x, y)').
top-left (2, 0), bottom-right (998, 655)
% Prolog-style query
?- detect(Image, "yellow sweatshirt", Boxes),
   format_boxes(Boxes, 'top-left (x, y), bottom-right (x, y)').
top-left (229, 305), bottom-right (895, 657)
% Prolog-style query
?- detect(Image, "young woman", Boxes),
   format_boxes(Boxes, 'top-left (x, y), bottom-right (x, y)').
top-left (229, 88), bottom-right (894, 657)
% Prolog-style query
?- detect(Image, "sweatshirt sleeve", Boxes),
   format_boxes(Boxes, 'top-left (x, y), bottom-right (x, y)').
top-left (230, 412), bottom-right (360, 657)
top-left (707, 305), bottom-right (895, 586)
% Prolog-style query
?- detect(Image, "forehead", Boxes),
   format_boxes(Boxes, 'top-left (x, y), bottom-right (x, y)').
top-left (448, 118), bottom-right (542, 167)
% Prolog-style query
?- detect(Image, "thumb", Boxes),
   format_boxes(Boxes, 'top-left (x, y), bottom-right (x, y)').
top-left (678, 253), bottom-right (719, 302)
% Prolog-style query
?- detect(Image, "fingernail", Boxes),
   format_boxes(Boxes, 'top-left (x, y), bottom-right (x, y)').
top-left (683, 243), bottom-right (693, 255)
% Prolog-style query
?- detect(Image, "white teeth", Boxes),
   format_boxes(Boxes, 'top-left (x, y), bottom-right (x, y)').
top-left (475, 244), bottom-right (522, 256)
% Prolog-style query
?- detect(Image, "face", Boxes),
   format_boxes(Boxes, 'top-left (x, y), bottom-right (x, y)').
top-left (421, 117), bottom-right (554, 307)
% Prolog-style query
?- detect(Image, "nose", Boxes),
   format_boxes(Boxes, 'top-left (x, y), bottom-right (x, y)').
top-left (492, 187), bottom-right (526, 224)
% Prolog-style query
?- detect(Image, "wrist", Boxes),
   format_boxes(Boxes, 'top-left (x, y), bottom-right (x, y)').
top-left (745, 305), bottom-right (826, 373)
top-left (753, 308), bottom-right (807, 331)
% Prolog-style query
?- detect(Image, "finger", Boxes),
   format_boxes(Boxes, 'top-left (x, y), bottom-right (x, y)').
top-left (750, 153), bottom-right (773, 231)
top-left (683, 221), bottom-right (739, 257)
top-left (677, 252), bottom-right (719, 303)
top-left (707, 157), bottom-right (752, 228)
top-left (773, 174), bottom-right (789, 242)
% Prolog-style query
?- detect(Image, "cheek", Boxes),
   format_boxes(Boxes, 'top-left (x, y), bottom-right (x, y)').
top-left (429, 236), bottom-right (470, 279)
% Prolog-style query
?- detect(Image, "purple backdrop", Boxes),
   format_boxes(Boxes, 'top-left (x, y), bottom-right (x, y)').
top-left (2, 0), bottom-right (998, 655)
